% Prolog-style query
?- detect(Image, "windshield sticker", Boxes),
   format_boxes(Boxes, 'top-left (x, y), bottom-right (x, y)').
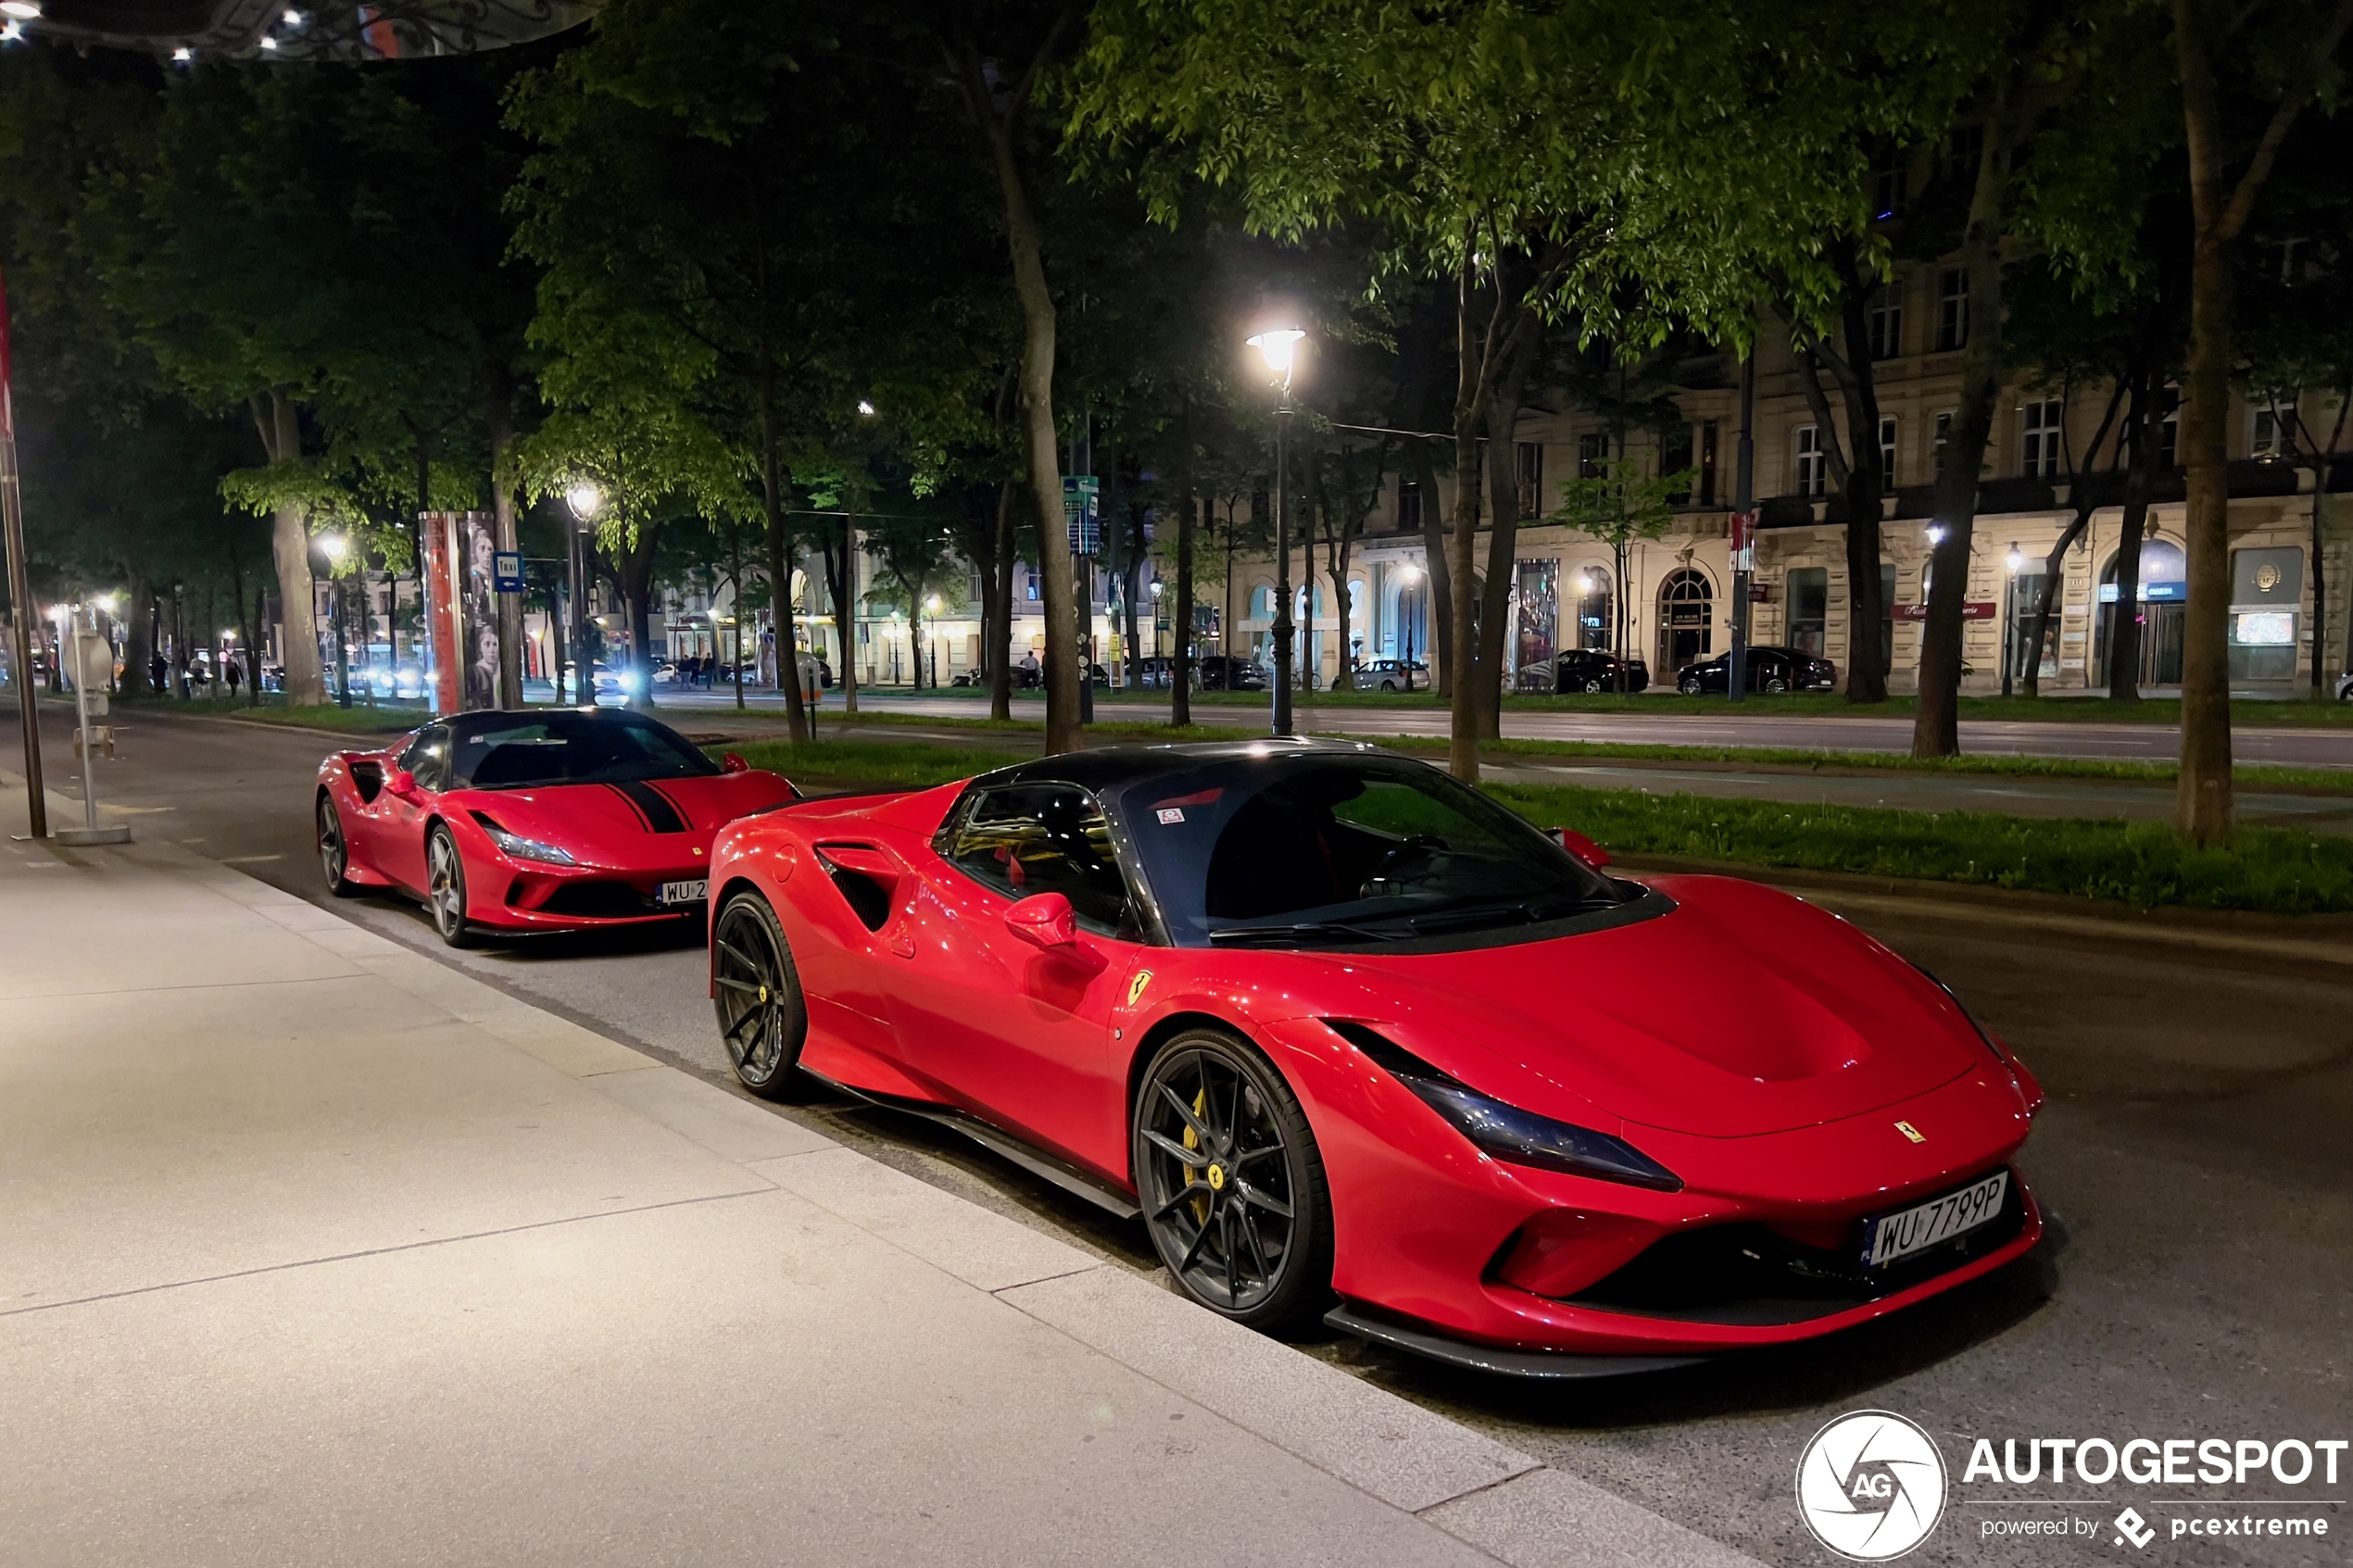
top-left (1157, 808), bottom-right (1186, 824)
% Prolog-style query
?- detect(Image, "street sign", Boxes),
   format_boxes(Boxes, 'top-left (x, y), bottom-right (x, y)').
top-left (494, 550), bottom-right (524, 593)
top-left (1063, 474), bottom-right (1101, 556)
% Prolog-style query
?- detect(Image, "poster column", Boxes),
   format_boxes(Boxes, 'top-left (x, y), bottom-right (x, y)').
top-left (422, 511), bottom-right (461, 716)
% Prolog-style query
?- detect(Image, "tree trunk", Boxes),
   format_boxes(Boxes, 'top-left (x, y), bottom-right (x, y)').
top-left (2172, 0), bottom-right (2353, 838)
top-left (960, 58), bottom-right (1077, 754)
top-left (2108, 383), bottom-right (2165, 701)
top-left (1409, 438), bottom-right (1453, 698)
top-left (1173, 402), bottom-right (1196, 727)
top-left (1445, 261), bottom-right (1489, 781)
top-left (252, 387), bottom-right (325, 706)
top-left (1831, 267), bottom-right (1890, 703)
top-left (613, 518), bottom-right (658, 711)
top-left (120, 571), bottom-right (154, 698)
top-left (1912, 64), bottom-right (2024, 759)
top-left (989, 482), bottom-right (1015, 721)
top-left (759, 370), bottom-right (810, 742)
top-left (825, 518), bottom-right (858, 716)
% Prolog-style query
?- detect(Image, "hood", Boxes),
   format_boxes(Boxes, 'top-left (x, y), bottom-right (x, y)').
top-left (453, 771), bottom-right (796, 845)
top-left (1303, 875), bottom-right (1982, 1138)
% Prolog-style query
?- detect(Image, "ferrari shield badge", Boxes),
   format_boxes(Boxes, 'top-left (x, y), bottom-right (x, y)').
top-left (1126, 970), bottom-right (1153, 1008)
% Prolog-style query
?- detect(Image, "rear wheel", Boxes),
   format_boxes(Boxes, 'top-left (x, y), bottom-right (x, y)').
top-left (1582, 677), bottom-right (1603, 693)
top-left (712, 891), bottom-right (809, 1100)
top-left (1765, 676), bottom-right (1790, 694)
top-left (1134, 1029), bottom-right (1332, 1330)
top-left (425, 824), bottom-right (473, 948)
top-left (317, 795), bottom-right (357, 897)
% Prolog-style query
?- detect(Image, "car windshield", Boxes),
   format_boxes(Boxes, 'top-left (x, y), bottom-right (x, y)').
top-left (1109, 753), bottom-right (1628, 948)
top-left (449, 711), bottom-right (720, 789)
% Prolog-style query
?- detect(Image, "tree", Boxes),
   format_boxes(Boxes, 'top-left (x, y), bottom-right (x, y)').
top-left (2171, 0), bottom-right (2353, 841)
top-left (1551, 457), bottom-right (1685, 680)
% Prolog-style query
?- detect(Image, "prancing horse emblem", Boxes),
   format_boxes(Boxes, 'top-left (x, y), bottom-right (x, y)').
top-left (1126, 969), bottom-right (1153, 1008)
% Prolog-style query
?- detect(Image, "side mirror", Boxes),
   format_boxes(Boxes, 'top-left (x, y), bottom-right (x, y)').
top-left (1004, 891), bottom-right (1078, 949)
top-left (722, 751), bottom-right (749, 773)
top-left (1549, 825), bottom-right (1611, 869)
top-left (387, 768), bottom-right (418, 797)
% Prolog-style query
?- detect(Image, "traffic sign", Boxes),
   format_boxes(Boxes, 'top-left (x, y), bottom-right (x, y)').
top-left (1063, 474), bottom-right (1101, 556)
top-left (494, 551), bottom-right (524, 593)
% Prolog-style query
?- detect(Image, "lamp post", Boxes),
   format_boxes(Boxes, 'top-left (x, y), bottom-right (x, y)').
top-left (1247, 325), bottom-right (1304, 735)
top-left (2003, 543), bottom-right (2024, 698)
top-left (1396, 560), bottom-right (1422, 692)
top-left (565, 480), bottom-right (604, 705)
top-left (1, 262), bottom-right (44, 837)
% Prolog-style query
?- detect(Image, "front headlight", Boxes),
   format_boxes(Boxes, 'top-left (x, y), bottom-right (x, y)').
top-left (1325, 1021), bottom-right (1681, 1192)
top-left (472, 814), bottom-right (576, 865)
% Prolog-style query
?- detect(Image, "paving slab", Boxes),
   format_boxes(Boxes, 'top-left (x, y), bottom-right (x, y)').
top-left (999, 1265), bottom-right (1540, 1513)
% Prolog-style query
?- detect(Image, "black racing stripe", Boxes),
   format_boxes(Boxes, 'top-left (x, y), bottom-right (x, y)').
top-left (613, 779), bottom-right (689, 834)
top-left (602, 784), bottom-right (654, 832)
top-left (643, 781), bottom-right (698, 832)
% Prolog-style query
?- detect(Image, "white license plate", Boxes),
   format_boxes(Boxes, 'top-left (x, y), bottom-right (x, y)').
top-left (1860, 1171), bottom-right (2009, 1269)
top-left (659, 878), bottom-right (709, 907)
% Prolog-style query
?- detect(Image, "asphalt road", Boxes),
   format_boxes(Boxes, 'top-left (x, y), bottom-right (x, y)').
top-left (643, 684), bottom-right (2353, 768)
top-left (10, 699), bottom-right (2350, 1568)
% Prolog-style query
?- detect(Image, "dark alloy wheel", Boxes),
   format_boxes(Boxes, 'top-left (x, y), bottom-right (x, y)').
top-left (424, 823), bottom-right (474, 948)
top-left (1582, 676), bottom-right (1604, 693)
top-left (1764, 676), bottom-right (1790, 694)
top-left (1680, 675), bottom-right (1703, 695)
top-left (1133, 1029), bottom-right (1332, 1329)
top-left (318, 795), bottom-right (358, 897)
top-left (711, 891), bottom-right (809, 1100)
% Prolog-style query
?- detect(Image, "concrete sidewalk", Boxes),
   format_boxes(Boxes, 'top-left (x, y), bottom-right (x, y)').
top-left (0, 799), bottom-right (1755, 1567)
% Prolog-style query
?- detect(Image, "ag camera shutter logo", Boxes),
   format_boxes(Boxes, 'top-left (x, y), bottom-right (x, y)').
top-left (1796, 1410), bottom-right (1948, 1561)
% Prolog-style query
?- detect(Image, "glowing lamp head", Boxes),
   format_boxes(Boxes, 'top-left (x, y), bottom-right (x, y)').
top-left (857, 399), bottom-right (877, 417)
top-left (1926, 525), bottom-right (1947, 547)
top-left (2006, 545), bottom-right (2025, 575)
top-left (1247, 328), bottom-right (1306, 384)
top-left (0, 3), bottom-right (43, 19)
top-left (1397, 561), bottom-right (1423, 586)
top-left (924, 594), bottom-right (941, 613)
top-left (93, 594), bottom-right (117, 613)
top-left (564, 480), bottom-right (605, 522)
top-left (318, 533), bottom-right (348, 565)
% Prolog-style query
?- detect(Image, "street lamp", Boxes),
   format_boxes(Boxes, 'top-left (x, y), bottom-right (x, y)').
top-left (1247, 325), bottom-right (1306, 734)
top-left (562, 481), bottom-right (605, 705)
top-left (1395, 560), bottom-right (1423, 692)
top-left (2002, 543), bottom-right (2024, 698)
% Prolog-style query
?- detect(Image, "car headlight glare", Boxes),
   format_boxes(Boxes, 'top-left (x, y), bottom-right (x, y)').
top-left (1324, 1021), bottom-right (1681, 1192)
top-left (472, 814), bottom-right (575, 865)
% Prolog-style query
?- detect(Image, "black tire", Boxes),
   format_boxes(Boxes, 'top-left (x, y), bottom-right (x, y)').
top-left (424, 823), bottom-right (474, 948)
top-left (1680, 676), bottom-right (1702, 695)
top-left (1133, 1028), bottom-right (1333, 1331)
top-left (317, 794), bottom-right (359, 897)
top-left (1582, 677), bottom-right (1603, 693)
top-left (1765, 676), bottom-right (1790, 694)
top-left (711, 890), bottom-right (810, 1100)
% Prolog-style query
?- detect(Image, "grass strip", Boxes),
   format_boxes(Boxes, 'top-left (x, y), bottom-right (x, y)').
top-left (1488, 782), bottom-right (2353, 915)
top-left (111, 695), bottom-right (428, 734)
top-left (715, 735), bottom-right (2353, 914)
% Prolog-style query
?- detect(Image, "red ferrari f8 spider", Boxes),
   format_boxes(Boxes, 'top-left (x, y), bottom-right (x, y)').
top-left (316, 708), bottom-right (798, 947)
top-left (704, 739), bottom-right (2045, 1375)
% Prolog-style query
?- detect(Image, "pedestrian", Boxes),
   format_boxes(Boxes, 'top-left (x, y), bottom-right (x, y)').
top-left (224, 657), bottom-right (243, 696)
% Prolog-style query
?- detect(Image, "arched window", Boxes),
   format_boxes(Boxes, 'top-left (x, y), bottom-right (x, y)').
top-left (1252, 584), bottom-right (1277, 621)
top-left (2095, 536), bottom-right (2187, 687)
top-left (1656, 567), bottom-right (1714, 671)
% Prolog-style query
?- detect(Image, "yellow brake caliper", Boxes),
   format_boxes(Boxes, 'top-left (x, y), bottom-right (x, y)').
top-left (1185, 1086), bottom-right (1211, 1225)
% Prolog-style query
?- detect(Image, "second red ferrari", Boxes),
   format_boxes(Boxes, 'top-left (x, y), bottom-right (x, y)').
top-left (316, 707), bottom-right (798, 946)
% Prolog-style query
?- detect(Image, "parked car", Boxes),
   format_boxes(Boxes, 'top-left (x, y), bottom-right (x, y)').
top-left (702, 738), bottom-right (2045, 1369)
top-left (315, 707), bottom-right (798, 947)
top-left (1675, 646), bottom-right (1837, 695)
top-left (1130, 657), bottom-right (1176, 689)
top-left (1356, 658), bottom-right (1428, 692)
top-left (1195, 656), bottom-right (1266, 692)
top-left (2336, 670), bottom-right (2352, 703)
top-left (1554, 648), bottom-right (1650, 694)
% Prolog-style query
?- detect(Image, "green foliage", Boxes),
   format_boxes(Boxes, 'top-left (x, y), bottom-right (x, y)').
top-left (1549, 457), bottom-right (1691, 552)
top-left (1488, 783), bottom-right (2353, 913)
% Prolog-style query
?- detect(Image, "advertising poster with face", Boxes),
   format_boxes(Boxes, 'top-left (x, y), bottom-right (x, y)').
top-left (461, 512), bottom-right (499, 709)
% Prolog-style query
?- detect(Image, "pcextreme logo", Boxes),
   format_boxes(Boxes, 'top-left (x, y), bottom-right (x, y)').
top-left (1796, 1410), bottom-right (1949, 1562)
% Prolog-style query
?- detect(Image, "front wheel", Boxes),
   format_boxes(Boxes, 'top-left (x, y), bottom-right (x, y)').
top-left (1680, 676), bottom-right (1702, 695)
top-left (711, 891), bottom-right (809, 1099)
top-left (1764, 676), bottom-right (1790, 694)
top-left (1133, 1029), bottom-right (1332, 1330)
top-left (424, 824), bottom-right (474, 948)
